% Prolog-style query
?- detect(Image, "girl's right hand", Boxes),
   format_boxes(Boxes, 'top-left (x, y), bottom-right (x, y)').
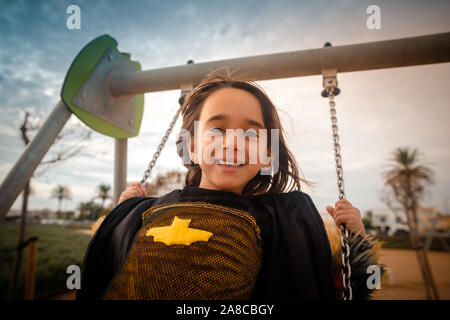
top-left (118, 181), bottom-right (148, 204)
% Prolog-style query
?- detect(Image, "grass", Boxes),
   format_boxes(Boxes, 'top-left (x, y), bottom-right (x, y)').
top-left (376, 234), bottom-right (450, 251)
top-left (0, 221), bottom-right (91, 300)
top-left (1, 220), bottom-right (447, 300)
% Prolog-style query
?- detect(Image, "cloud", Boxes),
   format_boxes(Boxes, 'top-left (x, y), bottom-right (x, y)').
top-left (1, 0), bottom-right (449, 214)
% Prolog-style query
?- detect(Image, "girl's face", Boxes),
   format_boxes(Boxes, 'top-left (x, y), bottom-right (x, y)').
top-left (190, 87), bottom-right (271, 195)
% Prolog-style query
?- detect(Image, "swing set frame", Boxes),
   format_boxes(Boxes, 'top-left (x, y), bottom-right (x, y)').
top-left (0, 32), bottom-right (449, 221)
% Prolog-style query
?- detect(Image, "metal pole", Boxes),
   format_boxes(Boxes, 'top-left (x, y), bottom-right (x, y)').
top-left (113, 138), bottom-right (127, 206)
top-left (109, 32), bottom-right (450, 96)
top-left (0, 100), bottom-right (72, 221)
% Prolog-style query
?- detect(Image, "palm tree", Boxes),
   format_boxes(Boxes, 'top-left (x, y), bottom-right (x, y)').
top-left (97, 183), bottom-right (111, 210)
top-left (382, 147), bottom-right (438, 299)
top-left (78, 200), bottom-right (102, 221)
top-left (50, 185), bottom-right (72, 218)
top-left (77, 201), bottom-right (91, 220)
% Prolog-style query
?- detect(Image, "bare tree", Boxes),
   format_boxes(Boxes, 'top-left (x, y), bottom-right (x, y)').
top-left (7, 112), bottom-right (32, 300)
top-left (381, 147), bottom-right (439, 299)
top-left (21, 110), bottom-right (94, 177)
top-left (144, 170), bottom-right (185, 196)
top-left (7, 110), bottom-right (93, 300)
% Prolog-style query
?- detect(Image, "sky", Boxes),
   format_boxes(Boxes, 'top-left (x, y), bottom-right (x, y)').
top-left (0, 0), bottom-right (449, 216)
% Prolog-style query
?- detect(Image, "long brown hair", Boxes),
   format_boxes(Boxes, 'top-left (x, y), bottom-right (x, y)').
top-left (175, 68), bottom-right (316, 197)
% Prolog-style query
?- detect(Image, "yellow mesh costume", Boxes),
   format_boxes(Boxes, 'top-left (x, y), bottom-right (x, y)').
top-left (78, 186), bottom-right (383, 300)
top-left (104, 202), bottom-right (262, 300)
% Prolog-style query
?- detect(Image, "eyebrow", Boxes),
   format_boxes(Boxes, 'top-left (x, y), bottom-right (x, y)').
top-left (205, 114), bottom-right (265, 129)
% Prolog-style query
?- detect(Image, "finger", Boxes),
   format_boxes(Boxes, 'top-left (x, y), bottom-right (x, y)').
top-left (139, 185), bottom-right (147, 196)
top-left (118, 191), bottom-right (135, 204)
top-left (334, 211), bottom-right (354, 221)
top-left (333, 207), bottom-right (358, 217)
top-left (133, 186), bottom-right (145, 197)
top-left (130, 182), bottom-right (146, 196)
top-left (131, 184), bottom-right (142, 193)
top-left (335, 214), bottom-right (360, 228)
top-left (335, 199), bottom-right (352, 207)
top-left (336, 206), bottom-right (361, 218)
top-left (326, 206), bottom-right (335, 217)
top-left (334, 214), bottom-right (353, 226)
top-left (129, 181), bottom-right (141, 188)
top-left (125, 187), bottom-right (142, 197)
top-left (334, 203), bottom-right (353, 212)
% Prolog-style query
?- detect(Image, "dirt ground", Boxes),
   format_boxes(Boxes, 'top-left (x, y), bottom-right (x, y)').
top-left (371, 248), bottom-right (450, 300)
top-left (73, 228), bottom-right (92, 236)
top-left (53, 248), bottom-right (450, 300)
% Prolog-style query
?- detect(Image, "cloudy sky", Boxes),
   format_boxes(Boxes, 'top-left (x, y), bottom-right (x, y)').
top-left (1, 0), bottom-right (449, 216)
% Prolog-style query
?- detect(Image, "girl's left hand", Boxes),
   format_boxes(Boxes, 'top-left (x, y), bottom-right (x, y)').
top-left (326, 199), bottom-right (367, 237)
top-left (118, 181), bottom-right (147, 205)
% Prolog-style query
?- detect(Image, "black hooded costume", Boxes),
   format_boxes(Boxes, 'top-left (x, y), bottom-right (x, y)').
top-left (76, 185), bottom-right (382, 300)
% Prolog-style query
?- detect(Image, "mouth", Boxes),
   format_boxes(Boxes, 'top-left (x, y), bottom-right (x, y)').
top-left (213, 158), bottom-right (247, 170)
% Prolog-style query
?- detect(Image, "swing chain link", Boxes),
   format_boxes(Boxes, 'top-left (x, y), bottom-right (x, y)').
top-left (325, 86), bottom-right (353, 300)
top-left (140, 89), bottom-right (191, 187)
top-left (328, 93), bottom-right (345, 200)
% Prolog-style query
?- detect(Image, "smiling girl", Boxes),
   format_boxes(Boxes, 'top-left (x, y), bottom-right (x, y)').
top-left (78, 69), bottom-right (382, 300)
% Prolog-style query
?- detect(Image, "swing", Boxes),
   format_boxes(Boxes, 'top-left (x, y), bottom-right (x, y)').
top-left (137, 65), bottom-right (354, 300)
top-left (139, 60), bottom-right (194, 188)
top-left (321, 66), bottom-right (353, 300)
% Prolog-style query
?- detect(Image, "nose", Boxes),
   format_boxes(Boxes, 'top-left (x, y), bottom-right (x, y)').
top-left (222, 131), bottom-right (245, 163)
top-left (223, 132), bottom-right (243, 151)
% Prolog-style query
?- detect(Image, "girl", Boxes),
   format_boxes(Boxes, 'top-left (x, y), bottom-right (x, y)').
top-left (77, 69), bottom-right (382, 300)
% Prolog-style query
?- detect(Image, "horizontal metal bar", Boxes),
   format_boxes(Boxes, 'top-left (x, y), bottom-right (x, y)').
top-left (0, 100), bottom-right (72, 221)
top-left (109, 32), bottom-right (450, 96)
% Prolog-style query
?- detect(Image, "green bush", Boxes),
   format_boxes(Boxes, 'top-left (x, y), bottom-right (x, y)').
top-left (0, 221), bottom-right (91, 299)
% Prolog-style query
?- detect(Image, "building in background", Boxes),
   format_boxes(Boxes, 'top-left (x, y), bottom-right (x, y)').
top-left (371, 207), bottom-right (445, 236)
top-left (371, 208), bottom-right (408, 236)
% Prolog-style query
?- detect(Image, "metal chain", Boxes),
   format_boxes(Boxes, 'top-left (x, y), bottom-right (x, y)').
top-left (139, 91), bottom-right (190, 187)
top-left (326, 86), bottom-right (353, 300)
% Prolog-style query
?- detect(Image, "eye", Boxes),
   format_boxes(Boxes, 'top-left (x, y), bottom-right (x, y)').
top-left (244, 129), bottom-right (259, 138)
top-left (208, 127), bottom-right (224, 133)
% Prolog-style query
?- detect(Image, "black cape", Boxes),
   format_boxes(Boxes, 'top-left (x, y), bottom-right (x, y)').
top-left (76, 185), bottom-right (337, 300)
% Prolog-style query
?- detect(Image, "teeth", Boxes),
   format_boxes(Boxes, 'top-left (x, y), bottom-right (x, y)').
top-left (215, 159), bottom-right (243, 166)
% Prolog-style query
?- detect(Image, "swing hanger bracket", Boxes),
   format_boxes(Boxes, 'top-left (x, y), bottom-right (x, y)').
top-left (321, 68), bottom-right (341, 98)
top-left (72, 47), bottom-right (137, 134)
top-left (179, 81), bottom-right (194, 105)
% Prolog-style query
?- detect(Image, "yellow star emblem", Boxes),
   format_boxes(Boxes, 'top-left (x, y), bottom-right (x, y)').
top-left (146, 216), bottom-right (213, 246)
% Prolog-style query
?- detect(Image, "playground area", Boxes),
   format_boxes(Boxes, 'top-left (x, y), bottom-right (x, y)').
top-left (52, 246), bottom-right (450, 300)
top-left (372, 248), bottom-right (450, 300)
top-left (0, 2), bottom-right (449, 303)
top-left (2, 219), bottom-right (448, 300)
